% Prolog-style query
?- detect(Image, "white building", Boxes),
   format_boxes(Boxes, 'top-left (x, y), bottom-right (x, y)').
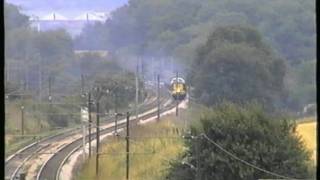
top-left (29, 12), bottom-right (110, 37)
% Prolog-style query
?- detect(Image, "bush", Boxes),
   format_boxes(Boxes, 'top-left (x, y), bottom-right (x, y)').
top-left (190, 25), bottom-right (286, 111)
top-left (167, 103), bottom-right (314, 179)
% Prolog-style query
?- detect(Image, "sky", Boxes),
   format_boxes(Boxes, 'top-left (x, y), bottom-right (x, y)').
top-left (6, 0), bottom-right (128, 17)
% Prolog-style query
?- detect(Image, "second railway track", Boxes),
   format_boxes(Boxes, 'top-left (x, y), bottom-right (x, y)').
top-left (6, 88), bottom-right (174, 180)
top-left (38, 97), bottom-right (177, 180)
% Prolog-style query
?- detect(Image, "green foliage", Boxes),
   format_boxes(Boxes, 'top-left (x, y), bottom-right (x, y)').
top-left (5, 29), bottom-right (75, 96)
top-left (77, 119), bottom-right (184, 180)
top-left (4, 3), bottom-right (29, 30)
top-left (74, 22), bottom-right (107, 50)
top-left (4, 2), bottom-right (143, 140)
top-left (5, 28), bottom-right (36, 60)
top-left (5, 81), bottom-right (20, 94)
top-left (92, 69), bottom-right (145, 112)
top-left (34, 30), bottom-right (74, 63)
top-left (76, 0), bottom-right (315, 63)
top-left (285, 60), bottom-right (316, 110)
top-left (5, 29), bottom-right (76, 99)
top-left (5, 2), bottom-right (76, 93)
top-left (76, 53), bottom-right (120, 78)
top-left (167, 103), bottom-right (313, 179)
top-left (190, 25), bottom-right (286, 110)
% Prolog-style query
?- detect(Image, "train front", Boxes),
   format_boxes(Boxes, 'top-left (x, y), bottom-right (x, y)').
top-left (170, 77), bottom-right (186, 101)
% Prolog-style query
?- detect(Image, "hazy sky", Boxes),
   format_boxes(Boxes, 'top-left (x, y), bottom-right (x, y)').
top-left (6, 0), bottom-right (128, 17)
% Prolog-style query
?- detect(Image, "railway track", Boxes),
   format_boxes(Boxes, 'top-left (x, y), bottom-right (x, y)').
top-left (5, 128), bottom-right (82, 180)
top-left (5, 88), bottom-right (173, 180)
top-left (38, 97), bottom-right (176, 180)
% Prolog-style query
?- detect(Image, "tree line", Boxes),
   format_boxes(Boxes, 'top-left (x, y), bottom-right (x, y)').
top-left (75, 0), bottom-right (315, 112)
top-left (4, 2), bottom-right (144, 129)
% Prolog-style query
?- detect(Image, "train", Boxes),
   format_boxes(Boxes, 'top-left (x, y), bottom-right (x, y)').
top-left (170, 77), bottom-right (187, 100)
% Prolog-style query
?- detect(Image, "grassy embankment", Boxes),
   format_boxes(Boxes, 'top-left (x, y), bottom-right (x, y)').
top-left (77, 101), bottom-right (204, 180)
top-left (77, 118), bottom-right (183, 180)
top-left (6, 99), bottom-right (50, 157)
top-left (77, 101), bottom-right (317, 179)
top-left (5, 97), bottom-right (81, 157)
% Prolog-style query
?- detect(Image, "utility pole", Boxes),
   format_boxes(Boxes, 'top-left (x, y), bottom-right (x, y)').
top-left (48, 76), bottom-right (52, 105)
top-left (21, 105), bottom-right (25, 137)
top-left (37, 19), bottom-right (41, 32)
top-left (171, 57), bottom-right (174, 72)
top-left (5, 62), bottom-right (8, 85)
top-left (88, 92), bottom-right (92, 157)
top-left (23, 47), bottom-right (28, 91)
top-left (81, 89), bottom-right (88, 161)
top-left (135, 59), bottom-right (139, 121)
top-left (38, 61), bottom-right (42, 102)
top-left (157, 74), bottom-right (160, 121)
top-left (95, 99), bottom-right (100, 176)
top-left (81, 74), bottom-right (85, 95)
top-left (176, 72), bottom-right (179, 117)
top-left (151, 57), bottom-right (154, 83)
top-left (19, 64), bottom-right (23, 93)
top-left (48, 76), bottom-right (53, 124)
top-left (196, 137), bottom-right (200, 180)
top-left (114, 92), bottom-right (118, 135)
top-left (126, 112), bottom-right (130, 180)
top-left (23, 71), bottom-right (27, 91)
top-left (141, 57), bottom-right (145, 103)
top-left (82, 109), bottom-right (87, 161)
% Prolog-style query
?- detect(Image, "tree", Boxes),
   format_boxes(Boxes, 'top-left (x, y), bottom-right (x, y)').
top-left (167, 103), bottom-right (314, 180)
top-left (75, 52), bottom-right (121, 78)
top-left (75, 0), bottom-right (315, 64)
top-left (285, 60), bottom-right (316, 111)
top-left (4, 2), bottom-right (76, 94)
top-left (92, 72), bottom-right (142, 113)
top-left (190, 25), bottom-right (286, 110)
top-left (4, 3), bottom-right (29, 30)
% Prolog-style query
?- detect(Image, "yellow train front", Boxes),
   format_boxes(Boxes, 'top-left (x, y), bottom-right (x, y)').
top-left (170, 77), bottom-right (187, 101)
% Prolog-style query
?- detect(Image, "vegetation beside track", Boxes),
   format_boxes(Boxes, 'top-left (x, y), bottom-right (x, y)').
top-left (296, 117), bottom-right (317, 165)
top-left (167, 103), bottom-right (315, 179)
top-left (5, 97), bottom-right (82, 157)
top-left (77, 116), bottom-right (186, 180)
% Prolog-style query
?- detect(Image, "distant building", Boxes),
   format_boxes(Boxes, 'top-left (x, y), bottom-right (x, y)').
top-left (29, 12), bottom-right (110, 37)
top-left (74, 50), bottom-right (108, 57)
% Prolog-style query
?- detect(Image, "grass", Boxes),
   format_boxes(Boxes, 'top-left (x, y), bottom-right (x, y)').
top-left (5, 97), bottom-right (82, 157)
top-left (296, 117), bottom-right (317, 165)
top-left (5, 93), bottom-right (146, 158)
top-left (5, 100), bottom-right (44, 133)
top-left (5, 99), bottom-right (48, 157)
top-left (77, 117), bottom-right (186, 180)
top-left (5, 128), bottom-right (71, 157)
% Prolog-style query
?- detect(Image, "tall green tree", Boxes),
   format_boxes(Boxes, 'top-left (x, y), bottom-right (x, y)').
top-left (93, 72), bottom-right (137, 111)
top-left (4, 3), bottom-right (29, 30)
top-left (190, 25), bottom-right (286, 110)
top-left (5, 2), bottom-right (76, 94)
top-left (33, 29), bottom-right (74, 76)
top-left (285, 60), bottom-right (316, 111)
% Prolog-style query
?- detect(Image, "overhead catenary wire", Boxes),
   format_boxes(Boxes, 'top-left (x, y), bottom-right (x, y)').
top-left (9, 112), bottom-right (89, 116)
top-left (5, 102), bottom-right (87, 106)
top-left (98, 152), bottom-right (155, 156)
top-left (201, 133), bottom-right (298, 180)
top-left (5, 92), bottom-right (84, 96)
